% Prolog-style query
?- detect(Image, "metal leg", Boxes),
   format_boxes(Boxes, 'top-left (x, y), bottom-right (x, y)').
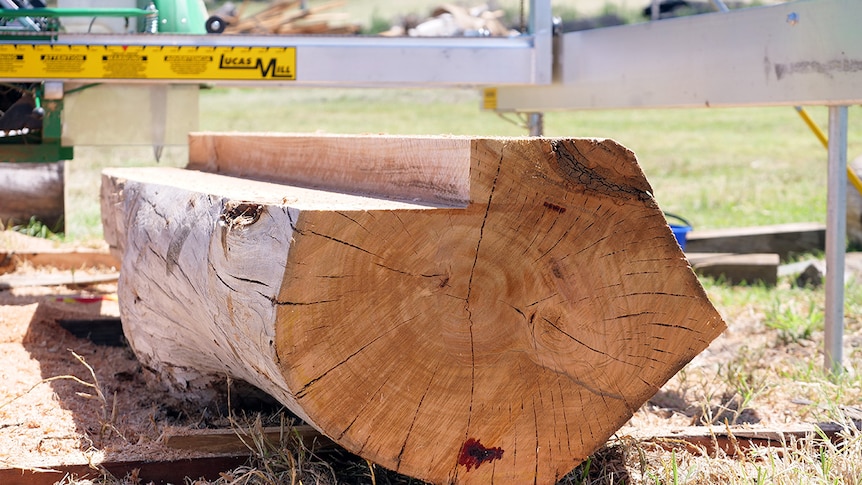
top-left (824, 105), bottom-right (848, 374)
top-left (527, 112), bottom-right (544, 136)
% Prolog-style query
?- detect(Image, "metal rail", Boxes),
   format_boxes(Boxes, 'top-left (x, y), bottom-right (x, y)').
top-left (0, 7), bottom-right (154, 17)
top-left (490, 0), bottom-right (862, 110)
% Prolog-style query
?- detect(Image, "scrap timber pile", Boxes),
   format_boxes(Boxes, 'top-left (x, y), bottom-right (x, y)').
top-left (98, 133), bottom-right (726, 484)
top-left (219, 0), bottom-right (360, 35)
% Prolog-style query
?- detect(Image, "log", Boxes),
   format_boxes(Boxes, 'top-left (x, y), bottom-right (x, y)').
top-left (0, 161), bottom-right (64, 230)
top-left (101, 134), bottom-right (726, 485)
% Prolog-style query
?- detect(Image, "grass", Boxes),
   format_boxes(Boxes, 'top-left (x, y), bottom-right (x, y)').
top-left (6, 215), bottom-right (64, 240)
top-left (64, 88), bottom-right (861, 241)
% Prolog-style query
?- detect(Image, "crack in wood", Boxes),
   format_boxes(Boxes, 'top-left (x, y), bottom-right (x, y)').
top-left (227, 274), bottom-right (268, 286)
top-left (532, 394), bottom-right (539, 485)
top-left (395, 364), bottom-right (439, 471)
top-left (539, 316), bottom-right (635, 372)
top-left (271, 298), bottom-right (338, 306)
top-left (606, 311), bottom-right (660, 321)
top-left (294, 314), bottom-right (420, 400)
top-left (459, 146), bottom-right (505, 474)
top-left (336, 374), bottom-right (392, 440)
top-left (214, 270), bottom-right (236, 292)
top-left (557, 377), bottom-right (572, 455)
top-left (307, 229), bottom-right (379, 258)
top-left (336, 211), bottom-right (371, 232)
top-left (534, 226), bottom-right (572, 263)
top-left (165, 224), bottom-right (191, 276)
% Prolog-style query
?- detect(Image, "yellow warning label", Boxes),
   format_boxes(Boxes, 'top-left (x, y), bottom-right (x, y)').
top-left (0, 44), bottom-right (296, 81)
top-left (482, 87), bottom-right (497, 110)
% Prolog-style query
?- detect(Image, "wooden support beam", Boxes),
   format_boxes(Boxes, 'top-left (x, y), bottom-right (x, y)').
top-left (1, 249), bottom-right (119, 271)
top-left (687, 252), bottom-right (780, 285)
top-left (685, 223), bottom-right (826, 262)
top-left (0, 271), bottom-right (118, 289)
top-left (0, 456), bottom-right (248, 485)
top-left (103, 133), bottom-right (726, 484)
top-left (163, 424), bottom-right (334, 454)
top-left (633, 422), bottom-right (856, 457)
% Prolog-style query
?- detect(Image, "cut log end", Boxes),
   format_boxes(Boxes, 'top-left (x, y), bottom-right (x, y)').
top-left (102, 134), bottom-right (726, 484)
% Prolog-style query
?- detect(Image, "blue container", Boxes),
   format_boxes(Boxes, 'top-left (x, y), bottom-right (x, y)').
top-left (665, 213), bottom-right (693, 251)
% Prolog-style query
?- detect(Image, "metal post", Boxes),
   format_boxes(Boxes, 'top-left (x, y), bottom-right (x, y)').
top-left (824, 105), bottom-right (848, 374)
top-left (710, 0), bottom-right (731, 13)
top-left (527, 113), bottom-right (544, 136)
top-left (529, 0), bottom-right (553, 85)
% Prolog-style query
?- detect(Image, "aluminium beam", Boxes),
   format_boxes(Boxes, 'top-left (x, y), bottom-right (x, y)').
top-left (825, 106), bottom-right (848, 374)
top-left (0, 33), bottom-right (545, 86)
top-left (490, 0), bottom-right (862, 111)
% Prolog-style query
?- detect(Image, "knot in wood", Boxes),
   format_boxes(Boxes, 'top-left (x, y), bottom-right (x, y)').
top-left (220, 201), bottom-right (263, 228)
top-left (550, 140), bottom-right (653, 203)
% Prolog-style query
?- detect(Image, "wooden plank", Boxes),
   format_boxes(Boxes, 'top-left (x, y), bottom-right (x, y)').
top-left (186, 132), bottom-right (471, 206)
top-left (687, 252), bottom-right (780, 285)
top-left (0, 456), bottom-right (247, 485)
top-left (0, 249), bottom-right (119, 271)
top-left (685, 223), bottom-right (825, 261)
top-left (0, 271), bottom-right (119, 289)
top-left (163, 424), bottom-right (335, 454)
top-left (634, 422), bottom-right (855, 456)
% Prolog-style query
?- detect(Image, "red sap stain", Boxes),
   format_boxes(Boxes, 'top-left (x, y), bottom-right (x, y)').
top-left (458, 438), bottom-right (504, 471)
top-left (543, 201), bottom-right (567, 213)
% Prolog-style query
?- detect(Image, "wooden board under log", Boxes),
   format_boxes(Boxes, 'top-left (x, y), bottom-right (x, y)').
top-left (102, 134), bottom-right (726, 484)
top-left (685, 223), bottom-right (825, 262)
top-left (687, 252), bottom-right (780, 286)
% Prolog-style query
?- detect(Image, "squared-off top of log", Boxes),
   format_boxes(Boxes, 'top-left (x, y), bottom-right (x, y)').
top-left (102, 134), bottom-right (726, 485)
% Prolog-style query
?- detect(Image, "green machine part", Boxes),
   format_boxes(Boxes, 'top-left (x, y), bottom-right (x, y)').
top-left (0, 88), bottom-right (73, 163)
top-left (148, 0), bottom-right (208, 34)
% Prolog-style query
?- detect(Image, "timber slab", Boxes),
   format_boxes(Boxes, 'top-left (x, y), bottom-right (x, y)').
top-left (686, 222), bottom-right (825, 261)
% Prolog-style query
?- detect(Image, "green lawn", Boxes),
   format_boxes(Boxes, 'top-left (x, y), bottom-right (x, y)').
top-left (66, 86), bottom-right (859, 241)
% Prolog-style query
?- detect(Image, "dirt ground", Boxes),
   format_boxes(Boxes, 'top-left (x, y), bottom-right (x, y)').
top-left (1, 230), bottom-right (860, 483)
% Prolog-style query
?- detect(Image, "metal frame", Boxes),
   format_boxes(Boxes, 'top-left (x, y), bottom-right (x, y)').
top-left (492, 0), bottom-right (862, 110)
top-left (0, 0), bottom-right (554, 87)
